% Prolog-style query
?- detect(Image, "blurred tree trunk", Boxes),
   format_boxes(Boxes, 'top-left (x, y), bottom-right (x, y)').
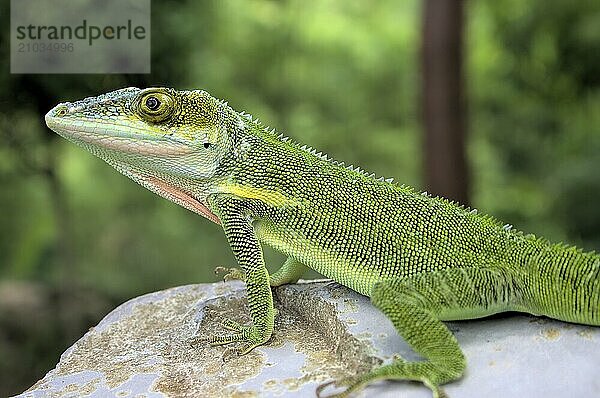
top-left (421, 0), bottom-right (469, 205)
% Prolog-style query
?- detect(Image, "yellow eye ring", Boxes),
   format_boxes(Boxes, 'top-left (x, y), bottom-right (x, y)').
top-left (137, 89), bottom-right (174, 122)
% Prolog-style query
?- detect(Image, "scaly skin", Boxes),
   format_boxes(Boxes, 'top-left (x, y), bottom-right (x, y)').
top-left (45, 87), bottom-right (600, 397)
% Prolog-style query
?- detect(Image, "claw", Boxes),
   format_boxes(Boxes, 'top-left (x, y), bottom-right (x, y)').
top-left (207, 331), bottom-right (250, 346)
top-left (188, 335), bottom-right (210, 347)
top-left (316, 376), bottom-right (370, 398)
top-left (316, 379), bottom-right (353, 398)
top-left (221, 346), bottom-right (242, 361)
top-left (316, 380), bottom-right (337, 398)
top-left (214, 266), bottom-right (246, 282)
top-left (222, 318), bottom-right (243, 331)
top-left (188, 326), bottom-right (248, 348)
top-left (238, 341), bottom-right (262, 355)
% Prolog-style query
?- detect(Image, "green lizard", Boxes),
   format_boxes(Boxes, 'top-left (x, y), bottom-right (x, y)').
top-left (45, 87), bottom-right (600, 397)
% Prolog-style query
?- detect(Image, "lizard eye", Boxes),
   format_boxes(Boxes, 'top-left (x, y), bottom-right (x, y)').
top-left (138, 90), bottom-right (174, 122)
top-left (145, 96), bottom-right (160, 111)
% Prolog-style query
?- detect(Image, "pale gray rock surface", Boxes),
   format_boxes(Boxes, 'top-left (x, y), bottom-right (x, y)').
top-left (16, 280), bottom-right (600, 398)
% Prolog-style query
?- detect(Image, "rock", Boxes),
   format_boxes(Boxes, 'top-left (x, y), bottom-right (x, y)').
top-left (16, 280), bottom-right (600, 397)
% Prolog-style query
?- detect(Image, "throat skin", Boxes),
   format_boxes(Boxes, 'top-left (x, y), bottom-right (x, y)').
top-left (102, 155), bottom-right (221, 225)
top-left (45, 87), bottom-right (599, 398)
top-left (141, 174), bottom-right (221, 224)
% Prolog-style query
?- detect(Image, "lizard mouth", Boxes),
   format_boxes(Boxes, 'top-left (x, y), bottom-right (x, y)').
top-left (45, 112), bottom-right (193, 157)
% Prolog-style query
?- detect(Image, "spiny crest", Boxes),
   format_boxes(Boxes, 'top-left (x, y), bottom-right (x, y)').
top-left (236, 109), bottom-right (401, 185)
top-left (427, 192), bottom-right (521, 234)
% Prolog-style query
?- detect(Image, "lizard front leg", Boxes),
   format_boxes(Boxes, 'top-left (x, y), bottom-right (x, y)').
top-left (201, 194), bottom-right (275, 355)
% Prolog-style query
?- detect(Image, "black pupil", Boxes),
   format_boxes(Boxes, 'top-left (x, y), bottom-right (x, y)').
top-left (145, 96), bottom-right (160, 111)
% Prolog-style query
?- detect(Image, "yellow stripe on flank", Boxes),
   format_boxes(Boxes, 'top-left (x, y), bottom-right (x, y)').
top-left (220, 183), bottom-right (300, 208)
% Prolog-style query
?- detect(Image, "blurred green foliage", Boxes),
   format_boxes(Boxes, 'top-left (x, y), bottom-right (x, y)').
top-left (0, 0), bottom-right (599, 395)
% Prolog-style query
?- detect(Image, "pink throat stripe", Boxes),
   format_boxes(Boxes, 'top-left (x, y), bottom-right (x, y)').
top-left (146, 176), bottom-right (220, 224)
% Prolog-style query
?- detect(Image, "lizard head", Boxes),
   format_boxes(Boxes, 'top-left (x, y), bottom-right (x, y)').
top-left (45, 87), bottom-right (242, 223)
top-left (45, 87), bottom-right (239, 178)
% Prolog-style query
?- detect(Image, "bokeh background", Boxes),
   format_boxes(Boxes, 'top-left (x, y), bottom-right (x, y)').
top-left (1, 0), bottom-right (599, 395)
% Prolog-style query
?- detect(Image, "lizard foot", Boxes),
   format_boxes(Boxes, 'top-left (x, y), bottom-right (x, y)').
top-left (214, 266), bottom-right (246, 282)
top-left (315, 359), bottom-right (449, 398)
top-left (190, 318), bottom-right (268, 356)
top-left (315, 375), bottom-right (371, 398)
